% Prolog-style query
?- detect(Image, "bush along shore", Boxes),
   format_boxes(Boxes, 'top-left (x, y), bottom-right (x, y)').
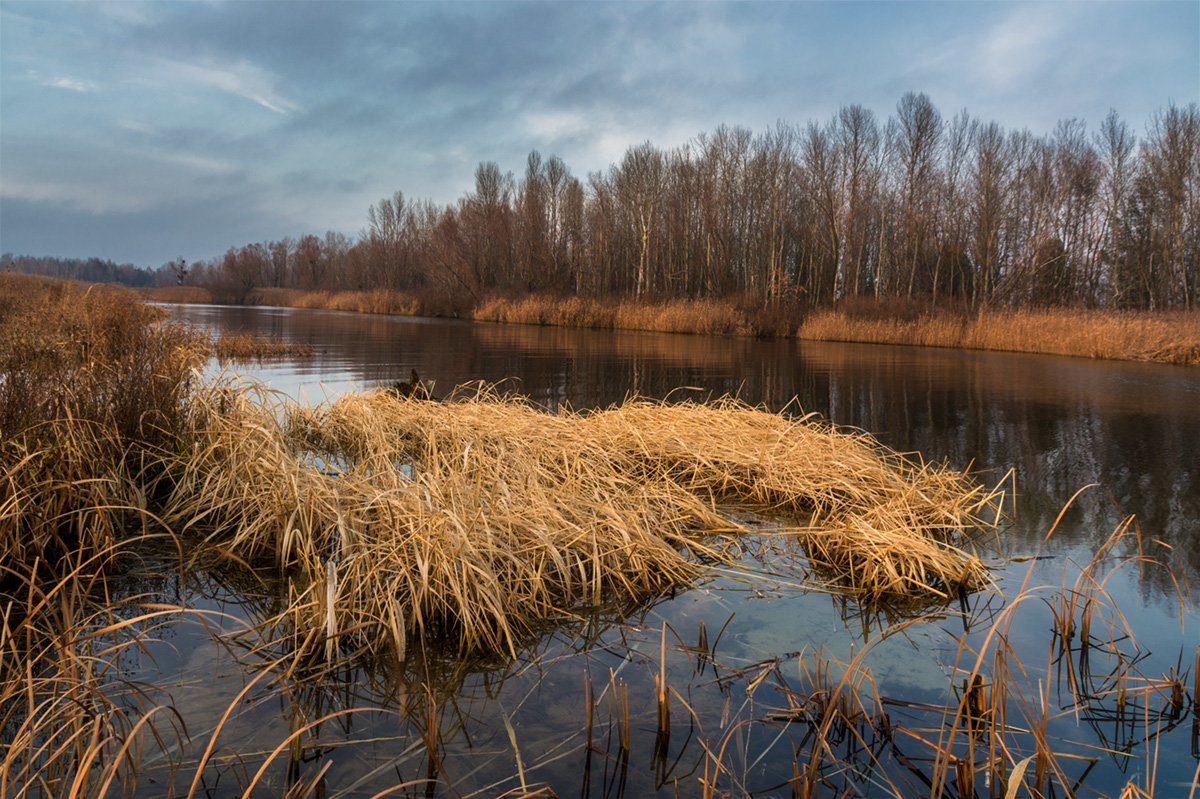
top-left (145, 284), bottom-right (1200, 366)
top-left (5, 275), bottom-right (1196, 797)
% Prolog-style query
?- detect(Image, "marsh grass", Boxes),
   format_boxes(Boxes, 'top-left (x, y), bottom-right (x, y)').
top-left (799, 304), bottom-right (1200, 365)
top-left (0, 274), bottom-right (204, 569)
top-left (211, 331), bottom-right (314, 361)
top-left (0, 536), bottom-right (193, 799)
top-left (154, 285), bottom-right (1200, 365)
top-left (159, 379), bottom-right (1000, 669)
top-left (9, 275), bottom-right (1193, 797)
top-left (471, 294), bottom-right (792, 336)
top-left (627, 507), bottom-right (1195, 799)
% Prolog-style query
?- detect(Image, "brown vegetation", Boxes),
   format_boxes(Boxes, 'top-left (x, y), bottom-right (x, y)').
top-left (472, 293), bottom-right (798, 336)
top-left (168, 282), bottom-right (1200, 365)
top-left (161, 382), bottom-right (999, 663)
top-left (138, 284), bottom-right (212, 304)
top-left (210, 330), bottom-right (313, 361)
top-left (685, 511), bottom-right (1192, 798)
top-left (1, 275), bottom-right (1193, 797)
top-left (800, 303), bottom-right (1200, 365)
top-left (0, 274), bottom-right (203, 568)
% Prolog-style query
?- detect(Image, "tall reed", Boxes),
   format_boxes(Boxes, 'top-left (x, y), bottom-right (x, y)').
top-left (0, 274), bottom-right (204, 569)
top-left (799, 305), bottom-right (1200, 365)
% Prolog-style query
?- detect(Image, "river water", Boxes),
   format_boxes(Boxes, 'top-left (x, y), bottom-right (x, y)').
top-left (144, 304), bottom-right (1199, 797)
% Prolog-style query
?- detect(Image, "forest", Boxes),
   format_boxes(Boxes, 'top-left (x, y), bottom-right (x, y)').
top-left (12, 94), bottom-right (1200, 313)
top-left (0, 254), bottom-right (158, 287)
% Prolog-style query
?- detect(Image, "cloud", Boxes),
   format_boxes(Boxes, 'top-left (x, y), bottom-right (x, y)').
top-left (972, 5), bottom-right (1072, 92)
top-left (152, 56), bottom-right (300, 115)
top-left (0, 177), bottom-right (150, 214)
top-left (2, 0), bottom-right (1194, 268)
top-left (45, 76), bottom-right (96, 92)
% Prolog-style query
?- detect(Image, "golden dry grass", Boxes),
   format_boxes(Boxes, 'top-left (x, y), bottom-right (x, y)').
top-left (137, 285), bottom-right (213, 304)
top-left (154, 284), bottom-right (1200, 365)
top-left (472, 294), bottom-right (788, 336)
top-left (210, 330), bottom-right (313, 361)
top-left (285, 288), bottom-right (424, 316)
top-left (799, 306), bottom-right (1200, 365)
top-left (0, 275), bottom-right (205, 568)
top-left (162, 381), bottom-right (1000, 664)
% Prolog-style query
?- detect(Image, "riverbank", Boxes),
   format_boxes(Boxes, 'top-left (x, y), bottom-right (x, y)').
top-left (145, 285), bottom-right (1200, 366)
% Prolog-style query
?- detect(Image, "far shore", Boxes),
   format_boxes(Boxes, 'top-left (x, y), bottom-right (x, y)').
top-left (143, 285), bottom-right (1200, 367)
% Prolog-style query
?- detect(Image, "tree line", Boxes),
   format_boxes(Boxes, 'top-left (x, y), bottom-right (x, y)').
top-left (19, 93), bottom-right (1197, 312)
top-left (0, 254), bottom-right (159, 287)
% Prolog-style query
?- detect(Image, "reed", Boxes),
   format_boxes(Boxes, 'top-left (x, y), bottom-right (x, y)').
top-left (0, 274), bottom-right (204, 569)
top-left (0, 535), bottom-right (194, 799)
top-left (138, 285), bottom-right (213, 305)
top-left (210, 331), bottom-right (314, 361)
top-left (472, 293), bottom-right (798, 337)
top-left (799, 304), bottom-right (1200, 365)
top-left (159, 380), bottom-right (1000, 666)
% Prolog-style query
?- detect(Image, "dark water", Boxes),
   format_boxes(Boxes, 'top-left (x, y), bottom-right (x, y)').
top-left (144, 304), bottom-right (1199, 797)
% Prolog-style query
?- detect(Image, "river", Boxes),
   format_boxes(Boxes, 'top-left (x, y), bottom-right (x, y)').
top-left (143, 303), bottom-right (1199, 797)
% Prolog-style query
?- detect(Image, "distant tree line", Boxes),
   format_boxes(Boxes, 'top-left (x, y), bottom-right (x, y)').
top-left (0, 254), bottom-right (158, 287)
top-left (14, 94), bottom-right (1199, 311)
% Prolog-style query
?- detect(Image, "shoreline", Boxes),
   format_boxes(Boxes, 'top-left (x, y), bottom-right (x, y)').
top-left (143, 285), bottom-right (1200, 366)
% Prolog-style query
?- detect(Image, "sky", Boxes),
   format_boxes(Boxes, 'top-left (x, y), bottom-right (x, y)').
top-left (1, 1), bottom-right (1197, 269)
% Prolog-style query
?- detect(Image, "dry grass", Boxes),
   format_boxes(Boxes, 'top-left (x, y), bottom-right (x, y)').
top-left (472, 293), bottom-right (797, 337)
top-left (210, 330), bottom-right (313, 361)
top-left (0, 274), bottom-right (204, 568)
top-left (669, 506), bottom-right (1195, 799)
top-left (284, 288), bottom-right (424, 316)
top-left (0, 541), bottom-right (190, 799)
top-left (138, 285), bottom-right (214, 305)
top-left (800, 305), bottom-right (1200, 365)
top-left (161, 381), bottom-right (1000, 664)
top-left (149, 283), bottom-right (1200, 365)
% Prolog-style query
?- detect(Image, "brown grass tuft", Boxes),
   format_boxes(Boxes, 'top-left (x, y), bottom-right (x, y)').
top-left (210, 331), bottom-right (313, 361)
top-left (161, 381), bottom-right (1000, 664)
top-left (0, 274), bottom-right (205, 568)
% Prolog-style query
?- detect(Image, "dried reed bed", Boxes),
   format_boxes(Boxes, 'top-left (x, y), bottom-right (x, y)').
top-left (137, 285), bottom-right (213, 305)
top-left (0, 275), bottom-right (204, 568)
top-left (210, 330), bottom-right (313, 361)
top-left (162, 382), bottom-right (999, 664)
top-left (472, 294), bottom-right (795, 336)
top-left (799, 306), bottom-right (1200, 365)
top-left (283, 288), bottom-right (424, 316)
top-left (594, 401), bottom-right (999, 598)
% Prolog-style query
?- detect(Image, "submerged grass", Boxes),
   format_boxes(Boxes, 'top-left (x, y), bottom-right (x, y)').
top-left (161, 381), bottom-right (1001, 666)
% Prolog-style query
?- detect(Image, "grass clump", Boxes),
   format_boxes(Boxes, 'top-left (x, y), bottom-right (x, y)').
top-left (0, 275), bottom-right (207, 797)
top-left (210, 330), bottom-right (313, 361)
top-left (0, 274), bottom-right (203, 568)
top-left (163, 382), bottom-right (1001, 665)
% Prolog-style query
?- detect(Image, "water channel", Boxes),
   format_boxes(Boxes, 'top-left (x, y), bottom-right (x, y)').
top-left (138, 304), bottom-right (1199, 797)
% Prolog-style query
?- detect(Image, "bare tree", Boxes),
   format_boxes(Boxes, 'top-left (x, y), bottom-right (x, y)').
top-left (614, 142), bottom-right (666, 297)
top-left (1096, 109), bottom-right (1136, 306)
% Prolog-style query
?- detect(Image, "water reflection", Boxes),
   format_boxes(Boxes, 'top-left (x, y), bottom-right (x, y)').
top-left (172, 304), bottom-right (1200, 585)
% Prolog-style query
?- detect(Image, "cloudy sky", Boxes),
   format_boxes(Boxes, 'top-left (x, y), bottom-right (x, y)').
top-left (1, 1), bottom-right (1196, 268)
